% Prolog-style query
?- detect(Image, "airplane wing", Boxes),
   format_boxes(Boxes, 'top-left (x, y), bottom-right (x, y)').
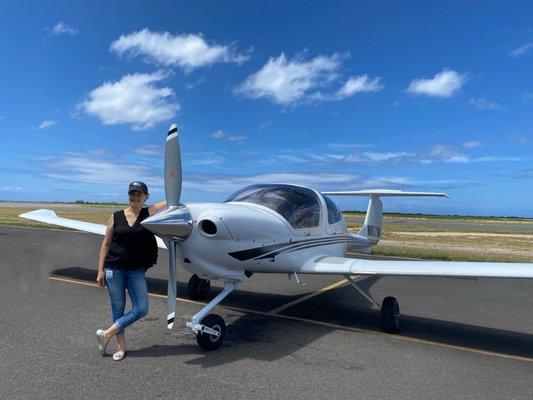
top-left (322, 189), bottom-right (448, 197)
top-left (299, 256), bottom-right (533, 279)
top-left (19, 209), bottom-right (167, 249)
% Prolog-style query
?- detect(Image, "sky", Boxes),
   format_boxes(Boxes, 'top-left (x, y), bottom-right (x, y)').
top-left (1, 1), bottom-right (533, 216)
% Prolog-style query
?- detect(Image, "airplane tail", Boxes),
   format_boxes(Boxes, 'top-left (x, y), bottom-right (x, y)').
top-left (322, 189), bottom-right (448, 242)
top-left (359, 195), bottom-right (383, 240)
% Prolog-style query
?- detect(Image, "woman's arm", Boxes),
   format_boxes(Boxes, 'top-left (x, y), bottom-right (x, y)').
top-left (148, 201), bottom-right (167, 216)
top-left (96, 214), bottom-right (114, 287)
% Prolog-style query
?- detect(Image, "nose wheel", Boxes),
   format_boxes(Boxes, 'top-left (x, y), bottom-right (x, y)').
top-left (381, 296), bottom-right (400, 333)
top-left (196, 314), bottom-right (226, 351)
top-left (187, 274), bottom-right (210, 300)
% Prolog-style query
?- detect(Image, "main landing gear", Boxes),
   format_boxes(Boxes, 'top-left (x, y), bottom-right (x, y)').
top-left (187, 274), bottom-right (210, 300)
top-left (344, 275), bottom-right (401, 334)
top-left (186, 281), bottom-right (236, 351)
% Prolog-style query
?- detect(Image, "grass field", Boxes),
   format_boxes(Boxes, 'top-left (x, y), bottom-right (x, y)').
top-left (3, 202), bottom-right (533, 262)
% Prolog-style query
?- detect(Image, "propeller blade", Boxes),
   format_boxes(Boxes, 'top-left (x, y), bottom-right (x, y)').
top-left (167, 241), bottom-right (177, 329)
top-left (165, 123), bottom-right (182, 207)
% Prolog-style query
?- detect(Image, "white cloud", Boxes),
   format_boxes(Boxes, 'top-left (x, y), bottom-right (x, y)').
top-left (259, 120), bottom-right (271, 131)
top-left (335, 75), bottom-right (383, 99)
top-left (210, 130), bottom-right (226, 139)
top-left (134, 144), bottom-right (163, 156)
top-left (508, 134), bottom-right (528, 144)
top-left (407, 68), bottom-right (468, 98)
top-left (421, 144), bottom-right (521, 164)
top-left (235, 53), bottom-right (345, 105)
top-left (462, 141), bottom-right (482, 149)
top-left (469, 97), bottom-right (503, 110)
top-left (210, 129), bottom-right (246, 142)
top-left (362, 152), bottom-right (413, 162)
top-left (52, 21), bottom-right (78, 36)
top-left (110, 29), bottom-right (247, 71)
top-left (42, 155), bottom-right (161, 187)
top-left (184, 171), bottom-right (362, 193)
top-left (79, 72), bottom-right (180, 130)
top-left (38, 120), bottom-right (58, 130)
top-left (510, 42), bottom-right (533, 58)
top-left (2, 186), bottom-right (22, 192)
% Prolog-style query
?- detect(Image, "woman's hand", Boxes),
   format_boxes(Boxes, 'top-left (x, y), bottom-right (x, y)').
top-left (96, 270), bottom-right (106, 287)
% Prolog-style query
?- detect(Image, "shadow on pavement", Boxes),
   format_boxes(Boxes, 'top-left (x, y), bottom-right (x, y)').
top-left (52, 267), bottom-right (533, 362)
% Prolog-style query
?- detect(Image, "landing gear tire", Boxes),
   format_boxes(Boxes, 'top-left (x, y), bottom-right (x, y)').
top-left (381, 296), bottom-right (400, 333)
top-left (187, 274), bottom-right (210, 300)
top-left (196, 314), bottom-right (226, 351)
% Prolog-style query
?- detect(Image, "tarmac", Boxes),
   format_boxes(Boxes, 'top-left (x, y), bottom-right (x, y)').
top-left (1, 226), bottom-right (532, 399)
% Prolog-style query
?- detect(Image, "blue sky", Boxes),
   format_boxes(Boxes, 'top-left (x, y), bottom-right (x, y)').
top-left (1, 1), bottom-right (533, 216)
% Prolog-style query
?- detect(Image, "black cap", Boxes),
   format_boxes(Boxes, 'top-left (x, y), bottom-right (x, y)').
top-left (128, 181), bottom-right (148, 194)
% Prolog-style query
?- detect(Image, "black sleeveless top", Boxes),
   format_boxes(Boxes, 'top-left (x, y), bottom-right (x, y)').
top-left (105, 207), bottom-right (158, 270)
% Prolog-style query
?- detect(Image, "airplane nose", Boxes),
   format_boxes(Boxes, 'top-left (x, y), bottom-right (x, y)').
top-left (142, 205), bottom-right (193, 242)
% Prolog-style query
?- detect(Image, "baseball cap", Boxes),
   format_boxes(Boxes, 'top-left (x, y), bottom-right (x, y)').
top-left (128, 181), bottom-right (148, 194)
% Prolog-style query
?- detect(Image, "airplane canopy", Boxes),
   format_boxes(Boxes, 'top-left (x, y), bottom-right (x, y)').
top-left (226, 184), bottom-right (321, 229)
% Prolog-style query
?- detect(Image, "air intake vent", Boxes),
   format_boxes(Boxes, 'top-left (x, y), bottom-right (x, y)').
top-left (200, 219), bottom-right (217, 235)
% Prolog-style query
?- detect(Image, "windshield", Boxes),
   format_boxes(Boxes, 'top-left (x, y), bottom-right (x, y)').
top-left (226, 184), bottom-right (320, 229)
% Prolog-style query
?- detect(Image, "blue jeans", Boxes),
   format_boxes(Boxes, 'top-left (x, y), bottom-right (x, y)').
top-left (104, 267), bottom-right (149, 332)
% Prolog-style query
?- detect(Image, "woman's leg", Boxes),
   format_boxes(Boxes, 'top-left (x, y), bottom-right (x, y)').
top-left (111, 268), bottom-right (149, 332)
top-left (116, 332), bottom-right (126, 353)
top-left (103, 268), bottom-right (126, 348)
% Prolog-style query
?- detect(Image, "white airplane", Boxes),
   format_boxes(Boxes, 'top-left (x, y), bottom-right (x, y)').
top-left (20, 124), bottom-right (533, 351)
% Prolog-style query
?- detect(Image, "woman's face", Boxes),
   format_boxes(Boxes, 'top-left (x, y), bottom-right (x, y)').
top-left (128, 191), bottom-right (148, 207)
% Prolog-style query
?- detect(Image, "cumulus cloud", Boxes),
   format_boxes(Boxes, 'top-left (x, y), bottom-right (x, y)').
top-left (510, 42), bottom-right (533, 58)
top-left (407, 69), bottom-right (468, 98)
top-left (78, 72), bottom-right (180, 130)
top-left (235, 53), bottom-right (346, 105)
top-left (38, 120), bottom-right (58, 130)
top-left (335, 75), bottom-right (383, 99)
top-left (469, 97), bottom-right (503, 110)
top-left (110, 29), bottom-right (247, 71)
top-left (52, 21), bottom-right (78, 36)
top-left (210, 130), bottom-right (246, 142)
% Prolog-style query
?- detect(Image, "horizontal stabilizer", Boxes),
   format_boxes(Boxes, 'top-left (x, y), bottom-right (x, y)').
top-left (322, 189), bottom-right (448, 198)
top-left (299, 256), bottom-right (533, 279)
top-left (19, 209), bottom-right (167, 249)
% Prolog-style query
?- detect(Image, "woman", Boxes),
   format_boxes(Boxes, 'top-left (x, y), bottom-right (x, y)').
top-left (95, 181), bottom-right (166, 361)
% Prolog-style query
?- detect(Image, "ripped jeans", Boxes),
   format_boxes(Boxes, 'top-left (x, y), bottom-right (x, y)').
top-left (104, 267), bottom-right (149, 332)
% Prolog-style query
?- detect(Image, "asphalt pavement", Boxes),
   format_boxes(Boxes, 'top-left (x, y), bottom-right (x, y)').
top-left (1, 226), bottom-right (532, 399)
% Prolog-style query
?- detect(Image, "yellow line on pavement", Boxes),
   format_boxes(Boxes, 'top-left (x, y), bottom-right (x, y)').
top-left (49, 275), bottom-right (533, 363)
top-left (269, 277), bottom-right (355, 314)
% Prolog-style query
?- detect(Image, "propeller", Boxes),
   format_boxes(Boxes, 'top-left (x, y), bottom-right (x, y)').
top-left (141, 123), bottom-right (192, 329)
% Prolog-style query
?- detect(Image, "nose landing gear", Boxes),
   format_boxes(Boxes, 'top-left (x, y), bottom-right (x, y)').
top-left (196, 314), bottom-right (226, 350)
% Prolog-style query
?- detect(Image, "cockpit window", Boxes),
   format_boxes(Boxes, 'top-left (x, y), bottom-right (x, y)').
top-left (225, 184), bottom-right (320, 229)
top-left (324, 195), bottom-right (343, 224)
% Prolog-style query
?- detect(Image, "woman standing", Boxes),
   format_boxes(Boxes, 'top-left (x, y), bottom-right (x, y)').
top-left (95, 181), bottom-right (166, 361)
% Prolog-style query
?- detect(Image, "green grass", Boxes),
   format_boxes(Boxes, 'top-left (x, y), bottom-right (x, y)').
top-left (372, 244), bottom-right (533, 263)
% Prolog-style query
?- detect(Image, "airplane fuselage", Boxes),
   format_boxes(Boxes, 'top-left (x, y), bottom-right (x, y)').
top-left (173, 201), bottom-right (375, 281)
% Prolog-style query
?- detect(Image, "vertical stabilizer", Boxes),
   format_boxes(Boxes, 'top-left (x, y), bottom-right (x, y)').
top-left (358, 195), bottom-right (382, 240)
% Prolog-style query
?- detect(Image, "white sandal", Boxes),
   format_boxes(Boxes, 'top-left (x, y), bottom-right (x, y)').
top-left (95, 329), bottom-right (106, 356)
top-left (113, 351), bottom-right (126, 361)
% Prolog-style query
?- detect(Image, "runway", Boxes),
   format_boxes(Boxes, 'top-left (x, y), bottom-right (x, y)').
top-left (1, 226), bottom-right (532, 399)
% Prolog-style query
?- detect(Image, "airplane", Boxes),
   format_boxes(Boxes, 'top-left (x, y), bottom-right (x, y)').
top-left (20, 123), bottom-right (533, 351)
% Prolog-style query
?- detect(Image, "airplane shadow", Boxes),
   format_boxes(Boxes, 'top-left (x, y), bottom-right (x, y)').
top-left (52, 267), bottom-right (533, 365)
